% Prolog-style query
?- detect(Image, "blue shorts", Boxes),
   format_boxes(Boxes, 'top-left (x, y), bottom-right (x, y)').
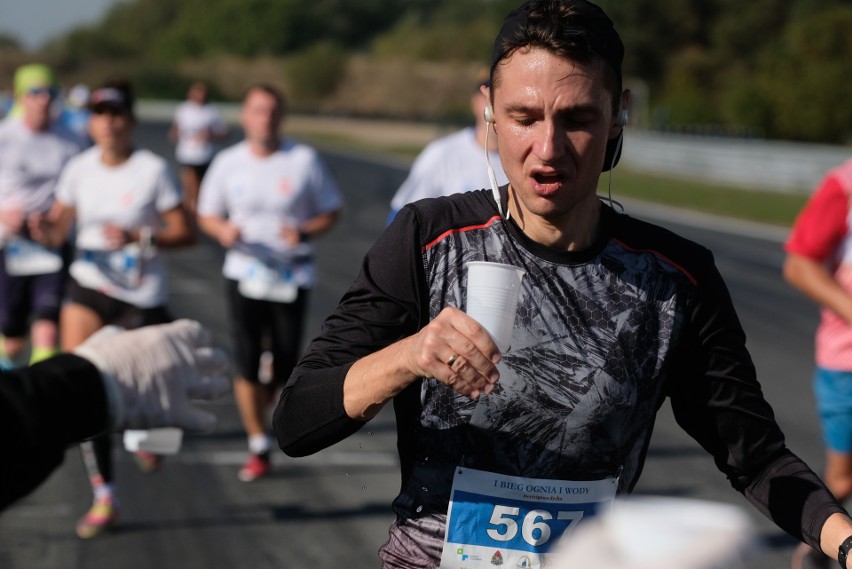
top-left (814, 367), bottom-right (852, 453)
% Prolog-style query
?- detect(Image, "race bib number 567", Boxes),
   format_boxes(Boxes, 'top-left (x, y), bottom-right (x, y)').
top-left (440, 467), bottom-right (617, 568)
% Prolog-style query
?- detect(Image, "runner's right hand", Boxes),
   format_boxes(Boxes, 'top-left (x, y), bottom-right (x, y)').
top-left (405, 306), bottom-right (501, 400)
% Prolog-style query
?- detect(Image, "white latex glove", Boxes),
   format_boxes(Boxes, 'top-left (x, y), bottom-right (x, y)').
top-left (548, 497), bottom-right (758, 569)
top-left (74, 319), bottom-right (231, 432)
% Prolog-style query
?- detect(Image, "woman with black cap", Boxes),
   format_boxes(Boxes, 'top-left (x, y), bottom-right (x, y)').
top-left (30, 78), bottom-right (195, 539)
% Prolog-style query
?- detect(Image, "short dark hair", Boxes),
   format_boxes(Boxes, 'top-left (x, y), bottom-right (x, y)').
top-left (490, 0), bottom-right (624, 108)
top-left (243, 83), bottom-right (287, 115)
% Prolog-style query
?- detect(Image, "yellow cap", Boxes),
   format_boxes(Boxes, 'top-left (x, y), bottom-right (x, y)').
top-left (14, 63), bottom-right (56, 96)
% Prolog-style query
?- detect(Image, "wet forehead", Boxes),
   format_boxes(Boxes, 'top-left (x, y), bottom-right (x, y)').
top-left (493, 47), bottom-right (611, 112)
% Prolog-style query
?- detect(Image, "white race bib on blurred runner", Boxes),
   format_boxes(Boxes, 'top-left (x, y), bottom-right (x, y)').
top-left (4, 237), bottom-right (63, 276)
top-left (238, 256), bottom-right (299, 303)
top-left (71, 244), bottom-right (145, 290)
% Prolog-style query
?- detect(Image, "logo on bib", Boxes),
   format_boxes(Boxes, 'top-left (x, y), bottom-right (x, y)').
top-left (456, 547), bottom-right (482, 563)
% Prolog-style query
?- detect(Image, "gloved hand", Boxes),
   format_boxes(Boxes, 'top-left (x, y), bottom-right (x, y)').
top-left (74, 319), bottom-right (231, 432)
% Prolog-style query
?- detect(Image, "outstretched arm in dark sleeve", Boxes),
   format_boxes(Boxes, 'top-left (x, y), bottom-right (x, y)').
top-left (667, 250), bottom-right (847, 551)
top-left (1, 354), bottom-right (108, 510)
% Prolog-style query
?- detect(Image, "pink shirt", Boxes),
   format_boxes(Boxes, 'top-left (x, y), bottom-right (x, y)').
top-left (785, 159), bottom-right (852, 370)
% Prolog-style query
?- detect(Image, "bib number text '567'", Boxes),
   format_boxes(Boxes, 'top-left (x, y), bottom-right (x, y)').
top-left (487, 505), bottom-right (583, 547)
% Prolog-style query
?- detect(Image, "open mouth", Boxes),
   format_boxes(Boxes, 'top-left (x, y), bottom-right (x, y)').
top-left (532, 171), bottom-right (564, 193)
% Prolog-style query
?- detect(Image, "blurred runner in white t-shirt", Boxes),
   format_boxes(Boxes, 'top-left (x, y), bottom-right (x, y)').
top-left (0, 63), bottom-right (84, 368)
top-left (169, 81), bottom-right (228, 214)
top-left (387, 71), bottom-right (506, 224)
top-left (198, 83), bottom-right (343, 483)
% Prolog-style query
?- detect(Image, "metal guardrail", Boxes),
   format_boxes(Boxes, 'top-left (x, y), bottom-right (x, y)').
top-left (620, 130), bottom-right (847, 194)
top-left (138, 100), bottom-right (849, 194)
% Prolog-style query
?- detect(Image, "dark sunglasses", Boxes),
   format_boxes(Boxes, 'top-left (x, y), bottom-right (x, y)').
top-left (25, 86), bottom-right (59, 99)
top-left (91, 105), bottom-right (130, 117)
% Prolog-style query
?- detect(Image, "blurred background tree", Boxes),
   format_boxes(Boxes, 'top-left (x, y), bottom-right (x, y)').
top-left (600, 0), bottom-right (852, 143)
top-left (1, 0), bottom-right (848, 144)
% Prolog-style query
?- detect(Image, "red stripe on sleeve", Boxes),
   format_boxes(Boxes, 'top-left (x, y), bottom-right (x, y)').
top-left (422, 215), bottom-right (503, 251)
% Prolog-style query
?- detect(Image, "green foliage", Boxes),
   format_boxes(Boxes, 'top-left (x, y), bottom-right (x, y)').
top-left (306, 0), bottom-right (429, 47)
top-left (370, 0), bottom-right (512, 63)
top-left (99, 0), bottom-right (182, 56)
top-left (601, 0), bottom-right (851, 143)
top-left (286, 42), bottom-right (348, 104)
top-left (53, 27), bottom-right (136, 65)
top-left (32, 0), bottom-right (852, 144)
top-left (718, 76), bottom-right (772, 137)
top-left (126, 67), bottom-right (196, 99)
top-left (136, 0), bottom-right (421, 60)
top-left (762, 6), bottom-right (852, 143)
top-left (162, 0), bottom-right (304, 58)
top-left (0, 34), bottom-right (22, 52)
top-left (372, 14), bottom-right (496, 62)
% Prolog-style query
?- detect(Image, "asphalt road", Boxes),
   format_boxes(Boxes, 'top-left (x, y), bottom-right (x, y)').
top-left (0, 122), bottom-right (823, 569)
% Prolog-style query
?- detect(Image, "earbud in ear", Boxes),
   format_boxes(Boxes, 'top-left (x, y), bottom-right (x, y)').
top-left (617, 107), bottom-right (628, 127)
top-left (484, 105), bottom-right (494, 124)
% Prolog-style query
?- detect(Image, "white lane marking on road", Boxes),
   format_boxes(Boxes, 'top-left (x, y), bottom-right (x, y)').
top-left (2, 503), bottom-right (74, 518)
top-left (178, 450), bottom-right (398, 467)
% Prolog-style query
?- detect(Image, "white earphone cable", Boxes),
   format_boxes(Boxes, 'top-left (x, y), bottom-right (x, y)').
top-left (484, 116), bottom-right (509, 220)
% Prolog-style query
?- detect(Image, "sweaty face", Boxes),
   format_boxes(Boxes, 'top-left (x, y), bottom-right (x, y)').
top-left (492, 47), bottom-right (620, 226)
top-left (240, 89), bottom-right (283, 148)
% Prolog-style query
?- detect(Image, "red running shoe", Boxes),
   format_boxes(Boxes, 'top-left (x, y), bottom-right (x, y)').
top-left (238, 452), bottom-right (271, 482)
top-left (134, 450), bottom-right (163, 473)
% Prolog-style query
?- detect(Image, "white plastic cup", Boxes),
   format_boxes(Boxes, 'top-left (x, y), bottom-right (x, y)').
top-left (123, 428), bottom-right (183, 455)
top-left (465, 261), bottom-right (525, 352)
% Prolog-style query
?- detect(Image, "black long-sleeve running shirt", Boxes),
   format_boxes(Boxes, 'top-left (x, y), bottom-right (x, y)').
top-left (274, 190), bottom-right (844, 551)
